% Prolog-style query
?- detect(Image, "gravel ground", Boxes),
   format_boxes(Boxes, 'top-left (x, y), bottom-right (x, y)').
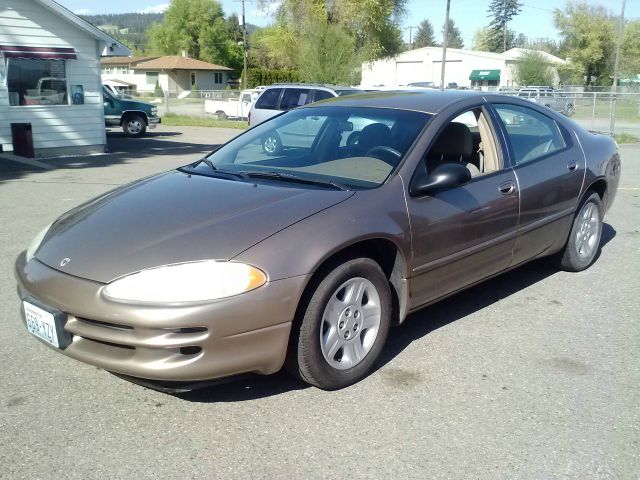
top-left (0, 126), bottom-right (638, 479)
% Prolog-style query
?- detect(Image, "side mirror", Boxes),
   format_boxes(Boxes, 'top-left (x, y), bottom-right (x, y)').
top-left (410, 163), bottom-right (471, 196)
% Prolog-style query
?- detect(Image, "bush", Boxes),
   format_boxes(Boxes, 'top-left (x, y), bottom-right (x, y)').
top-left (246, 68), bottom-right (301, 88)
top-left (154, 80), bottom-right (164, 97)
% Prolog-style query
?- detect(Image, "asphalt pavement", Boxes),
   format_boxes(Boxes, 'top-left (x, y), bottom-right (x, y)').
top-left (0, 126), bottom-right (638, 479)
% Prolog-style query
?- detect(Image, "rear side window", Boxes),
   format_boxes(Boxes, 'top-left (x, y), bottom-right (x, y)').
top-left (313, 89), bottom-right (335, 102)
top-left (279, 88), bottom-right (312, 110)
top-left (494, 104), bottom-right (566, 165)
top-left (255, 88), bottom-right (282, 110)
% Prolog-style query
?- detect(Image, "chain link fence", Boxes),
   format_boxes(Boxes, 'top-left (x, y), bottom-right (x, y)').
top-left (126, 88), bottom-right (640, 138)
top-left (128, 90), bottom-right (249, 121)
top-left (499, 90), bottom-right (640, 138)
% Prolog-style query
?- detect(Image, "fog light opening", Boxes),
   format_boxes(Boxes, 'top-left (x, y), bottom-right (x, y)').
top-left (179, 346), bottom-right (202, 356)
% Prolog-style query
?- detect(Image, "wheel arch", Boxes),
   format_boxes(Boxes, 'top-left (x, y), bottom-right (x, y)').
top-left (586, 177), bottom-right (607, 201)
top-left (293, 237), bottom-right (410, 329)
top-left (121, 110), bottom-right (149, 126)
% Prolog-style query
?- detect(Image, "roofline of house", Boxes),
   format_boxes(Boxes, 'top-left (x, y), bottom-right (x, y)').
top-left (37, 0), bottom-right (131, 52)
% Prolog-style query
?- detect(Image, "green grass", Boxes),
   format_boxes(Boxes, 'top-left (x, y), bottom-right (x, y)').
top-left (161, 113), bottom-right (247, 129)
top-left (613, 133), bottom-right (639, 144)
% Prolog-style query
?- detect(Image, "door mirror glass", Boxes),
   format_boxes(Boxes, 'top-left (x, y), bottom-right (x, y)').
top-left (410, 163), bottom-right (471, 196)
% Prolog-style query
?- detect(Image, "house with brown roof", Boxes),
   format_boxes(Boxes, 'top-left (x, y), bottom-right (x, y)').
top-left (101, 55), bottom-right (234, 93)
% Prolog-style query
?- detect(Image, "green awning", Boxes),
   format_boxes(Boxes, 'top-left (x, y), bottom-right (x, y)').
top-left (469, 69), bottom-right (501, 81)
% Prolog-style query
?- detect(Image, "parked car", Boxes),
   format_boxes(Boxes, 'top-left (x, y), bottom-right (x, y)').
top-left (406, 81), bottom-right (436, 88)
top-left (248, 83), bottom-right (362, 126)
top-left (517, 86), bottom-right (574, 116)
top-left (204, 89), bottom-right (260, 120)
top-left (102, 86), bottom-right (161, 137)
top-left (16, 90), bottom-right (620, 391)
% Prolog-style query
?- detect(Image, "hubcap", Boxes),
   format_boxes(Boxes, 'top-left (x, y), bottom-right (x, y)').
top-left (575, 202), bottom-right (600, 260)
top-left (128, 120), bottom-right (142, 134)
top-left (320, 277), bottom-right (381, 370)
top-left (264, 137), bottom-right (277, 153)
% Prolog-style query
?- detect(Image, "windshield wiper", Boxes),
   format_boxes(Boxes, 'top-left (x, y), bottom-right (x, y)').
top-left (183, 159), bottom-right (247, 180)
top-left (240, 170), bottom-right (349, 191)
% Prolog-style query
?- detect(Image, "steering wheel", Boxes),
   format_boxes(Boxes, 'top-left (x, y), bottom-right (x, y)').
top-left (366, 146), bottom-right (402, 166)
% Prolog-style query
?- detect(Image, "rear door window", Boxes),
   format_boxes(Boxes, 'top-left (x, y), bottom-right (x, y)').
top-left (494, 104), bottom-right (566, 165)
top-left (255, 88), bottom-right (282, 110)
top-left (279, 88), bottom-right (312, 110)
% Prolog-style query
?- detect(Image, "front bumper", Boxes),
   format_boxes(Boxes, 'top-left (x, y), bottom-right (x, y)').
top-left (15, 253), bottom-right (309, 382)
top-left (148, 116), bottom-right (161, 129)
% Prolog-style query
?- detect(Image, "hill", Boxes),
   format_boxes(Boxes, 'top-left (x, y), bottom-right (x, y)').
top-left (81, 12), bottom-right (261, 54)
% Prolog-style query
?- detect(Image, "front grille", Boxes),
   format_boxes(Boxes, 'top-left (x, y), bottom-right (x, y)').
top-left (76, 317), bottom-right (133, 331)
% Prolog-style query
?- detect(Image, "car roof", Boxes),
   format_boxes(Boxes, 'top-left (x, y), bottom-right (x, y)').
top-left (303, 89), bottom-right (484, 115)
top-left (266, 83), bottom-right (360, 92)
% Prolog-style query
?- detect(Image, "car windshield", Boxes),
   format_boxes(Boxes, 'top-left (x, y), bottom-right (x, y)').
top-left (186, 106), bottom-right (431, 190)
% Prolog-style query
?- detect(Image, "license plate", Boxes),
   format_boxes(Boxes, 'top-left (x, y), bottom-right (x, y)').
top-left (23, 301), bottom-right (63, 348)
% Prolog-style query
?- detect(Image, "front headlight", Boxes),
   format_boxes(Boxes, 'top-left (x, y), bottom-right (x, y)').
top-left (102, 260), bottom-right (267, 304)
top-left (151, 107), bottom-right (157, 115)
top-left (26, 223), bottom-right (52, 262)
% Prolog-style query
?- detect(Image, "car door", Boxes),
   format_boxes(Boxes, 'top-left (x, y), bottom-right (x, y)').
top-left (406, 105), bottom-right (520, 308)
top-left (491, 103), bottom-right (585, 265)
top-left (102, 87), bottom-right (120, 127)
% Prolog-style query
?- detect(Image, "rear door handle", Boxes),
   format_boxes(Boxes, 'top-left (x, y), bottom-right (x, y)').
top-left (499, 181), bottom-right (516, 195)
top-left (567, 160), bottom-right (578, 171)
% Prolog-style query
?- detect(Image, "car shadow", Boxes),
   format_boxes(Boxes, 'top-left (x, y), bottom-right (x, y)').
top-left (175, 223), bottom-right (616, 403)
top-left (0, 130), bottom-right (216, 183)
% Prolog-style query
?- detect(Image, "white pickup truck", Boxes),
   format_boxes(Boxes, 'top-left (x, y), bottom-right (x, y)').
top-left (204, 89), bottom-right (261, 120)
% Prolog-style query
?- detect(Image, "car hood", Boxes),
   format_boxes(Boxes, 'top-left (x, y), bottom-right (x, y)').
top-left (35, 170), bottom-right (354, 283)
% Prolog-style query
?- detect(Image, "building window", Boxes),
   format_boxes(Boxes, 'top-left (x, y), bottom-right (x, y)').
top-left (102, 66), bottom-right (114, 74)
top-left (214, 72), bottom-right (223, 84)
top-left (6, 58), bottom-right (68, 106)
top-left (146, 71), bottom-right (159, 85)
top-left (191, 72), bottom-right (196, 87)
top-left (117, 66), bottom-right (129, 74)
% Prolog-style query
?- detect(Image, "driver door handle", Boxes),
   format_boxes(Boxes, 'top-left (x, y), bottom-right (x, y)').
top-left (499, 181), bottom-right (516, 195)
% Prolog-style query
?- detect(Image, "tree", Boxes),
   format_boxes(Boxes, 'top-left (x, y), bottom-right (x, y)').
top-left (442, 19), bottom-right (463, 49)
top-left (487, 0), bottom-right (521, 52)
top-left (554, 1), bottom-right (615, 85)
top-left (252, 0), bottom-right (407, 84)
top-left (148, 0), bottom-right (241, 70)
top-left (513, 51), bottom-right (555, 86)
top-left (414, 19), bottom-right (435, 48)
top-left (298, 20), bottom-right (360, 84)
top-left (621, 20), bottom-right (640, 79)
top-left (472, 27), bottom-right (492, 51)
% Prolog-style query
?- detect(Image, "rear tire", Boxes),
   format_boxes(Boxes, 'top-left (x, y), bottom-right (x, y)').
top-left (215, 111), bottom-right (228, 120)
top-left (122, 114), bottom-right (147, 137)
top-left (556, 192), bottom-right (603, 272)
top-left (287, 258), bottom-right (392, 390)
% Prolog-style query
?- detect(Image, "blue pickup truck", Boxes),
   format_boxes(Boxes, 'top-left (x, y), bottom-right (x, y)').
top-left (102, 86), bottom-right (161, 137)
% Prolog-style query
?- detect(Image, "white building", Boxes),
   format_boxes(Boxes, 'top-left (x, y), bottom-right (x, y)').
top-left (0, 0), bottom-right (129, 157)
top-left (101, 55), bottom-right (235, 93)
top-left (361, 47), bottom-right (566, 89)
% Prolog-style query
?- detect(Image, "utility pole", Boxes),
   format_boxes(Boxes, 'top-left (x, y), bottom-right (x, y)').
top-left (440, 0), bottom-right (451, 89)
top-left (612, 0), bottom-right (626, 92)
top-left (242, 0), bottom-right (248, 90)
top-left (407, 25), bottom-right (418, 49)
top-left (610, 0), bottom-right (626, 135)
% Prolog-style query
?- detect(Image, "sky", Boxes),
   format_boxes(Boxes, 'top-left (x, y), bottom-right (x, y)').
top-left (58, 0), bottom-right (640, 48)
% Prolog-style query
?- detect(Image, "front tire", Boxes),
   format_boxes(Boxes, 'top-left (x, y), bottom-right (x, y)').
top-left (287, 258), bottom-right (392, 390)
top-left (556, 192), bottom-right (603, 272)
top-left (122, 115), bottom-right (147, 137)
